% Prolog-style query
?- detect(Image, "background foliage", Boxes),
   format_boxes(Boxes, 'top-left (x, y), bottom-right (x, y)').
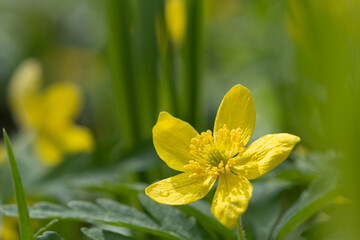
top-left (0, 0), bottom-right (359, 239)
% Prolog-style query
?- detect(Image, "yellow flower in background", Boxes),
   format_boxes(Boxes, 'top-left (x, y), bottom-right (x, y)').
top-left (146, 84), bottom-right (300, 229)
top-left (165, 0), bottom-right (186, 44)
top-left (8, 59), bottom-right (94, 166)
top-left (0, 217), bottom-right (19, 240)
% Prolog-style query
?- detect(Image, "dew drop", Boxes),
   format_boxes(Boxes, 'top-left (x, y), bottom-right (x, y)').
top-left (160, 190), bottom-right (169, 197)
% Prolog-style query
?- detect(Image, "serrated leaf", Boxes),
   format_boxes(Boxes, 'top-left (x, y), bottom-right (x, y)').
top-left (34, 231), bottom-right (63, 240)
top-left (271, 176), bottom-right (341, 240)
top-left (95, 198), bottom-right (162, 231)
top-left (138, 194), bottom-right (212, 240)
top-left (81, 227), bottom-right (134, 240)
top-left (68, 200), bottom-right (104, 220)
top-left (176, 200), bottom-right (236, 240)
top-left (82, 182), bottom-right (146, 197)
top-left (0, 199), bottom-right (182, 239)
top-left (3, 129), bottom-right (33, 240)
top-left (242, 179), bottom-right (292, 240)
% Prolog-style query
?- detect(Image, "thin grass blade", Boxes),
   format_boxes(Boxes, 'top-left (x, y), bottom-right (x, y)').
top-left (3, 129), bottom-right (33, 240)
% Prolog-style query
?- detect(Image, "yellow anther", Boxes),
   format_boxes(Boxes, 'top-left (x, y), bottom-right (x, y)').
top-left (184, 160), bottom-right (202, 171)
top-left (189, 172), bottom-right (205, 178)
top-left (189, 172), bottom-right (197, 178)
top-left (225, 165), bottom-right (231, 174)
top-left (201, 132), bottom-right (207, 138)
top-left (225, 150), bottom-right (231, 156)
top-left (187, 124), bottom-right (245, 176)
top-left (227, 158), bottom-right (235, 167)
top-left (218, 162), bottom-right (224, 169)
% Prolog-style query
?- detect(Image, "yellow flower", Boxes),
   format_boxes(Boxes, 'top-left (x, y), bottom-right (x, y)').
top-left (146, 84), bottom-right (300, 229)
top-left (165, 0), bottom-right (186, 44)
top-left (1, 217), bottom-right (19, 240)
top-left (8, 59), bottom-right (94, 166)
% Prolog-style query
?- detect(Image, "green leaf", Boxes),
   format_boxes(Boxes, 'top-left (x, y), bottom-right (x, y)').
top-left (273, 168), bottom-right (315, 185)
top-left (3, 129), bottom-right (33, 240)
top-left (34, 231), bottom-right (63, 240)
top-left (84, 182), bottom-right (146, 197)
top-left (95, 199), bottom-right (164, 234)
top-left (138, 194), bottom-right (212, 240)
top-left (81, 227), bottom-right (134, 240)
top-left (0, 199), bottom-right (182, 239)
top-left (133, 0), bottom-right (159, 140)
top-left (34, 219), bottom-right (59, 238)
top-left (182, 0), bottom-right (204, 128)
top-left (106, 0), bottom-right (140, 149)
top-left (301, 220), bottom-right (339, 240)
top-left (271, 176), bottom-right (341, 240)
top-left (176, 200), bottom-right (236, 240)
top-left (242, 179), bottom-right (293, 240)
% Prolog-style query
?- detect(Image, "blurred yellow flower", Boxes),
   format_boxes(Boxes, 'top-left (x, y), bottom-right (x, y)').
top-left (0, 217), bottom-right (19, 240)
top-left (146, 84), bottom-right (300, 229)
top-left (165, 0), bottom-right (186, 44)
top-left (8, 59), bottom-right (94, 166)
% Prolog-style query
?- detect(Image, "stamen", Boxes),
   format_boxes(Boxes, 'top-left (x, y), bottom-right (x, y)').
top-left (185, 124), bottom-right (245, 177)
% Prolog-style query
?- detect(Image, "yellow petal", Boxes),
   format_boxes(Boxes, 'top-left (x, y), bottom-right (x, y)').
top-left (59, 125), bottom-right (94, 153)
top-left (211, 174), bottom-right (253, 229)
top-left (233, 133), bottom-right (300, 180)
top-left (214, 84), bottom-right (256, 146)
top-left (153, 112), bottom-right (198, 171)
top-left (36, 136), bottom-right (63, 166)
top-left (8, 59), bottom-right (43, 128)
top-left (165, 0), bottom-right (186, 44)
top-left (42, 82), bottom-right (81, 130)
top-left (145, 172), bottom-right (216, 205)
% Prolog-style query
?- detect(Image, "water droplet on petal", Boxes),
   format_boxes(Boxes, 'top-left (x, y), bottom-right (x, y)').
top-left (160, 190), bottom-right (169, 197)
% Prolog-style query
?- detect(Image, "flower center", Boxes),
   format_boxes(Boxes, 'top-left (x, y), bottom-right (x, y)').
top-left (184, 124), bottom-right (245, 178)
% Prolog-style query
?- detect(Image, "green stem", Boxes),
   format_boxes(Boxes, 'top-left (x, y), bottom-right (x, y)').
top-left (237, 217), bottom-right (246, 240)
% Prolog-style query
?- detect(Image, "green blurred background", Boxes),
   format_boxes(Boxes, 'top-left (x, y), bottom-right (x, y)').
top-left (0, 0), bottom-right (359, 239)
